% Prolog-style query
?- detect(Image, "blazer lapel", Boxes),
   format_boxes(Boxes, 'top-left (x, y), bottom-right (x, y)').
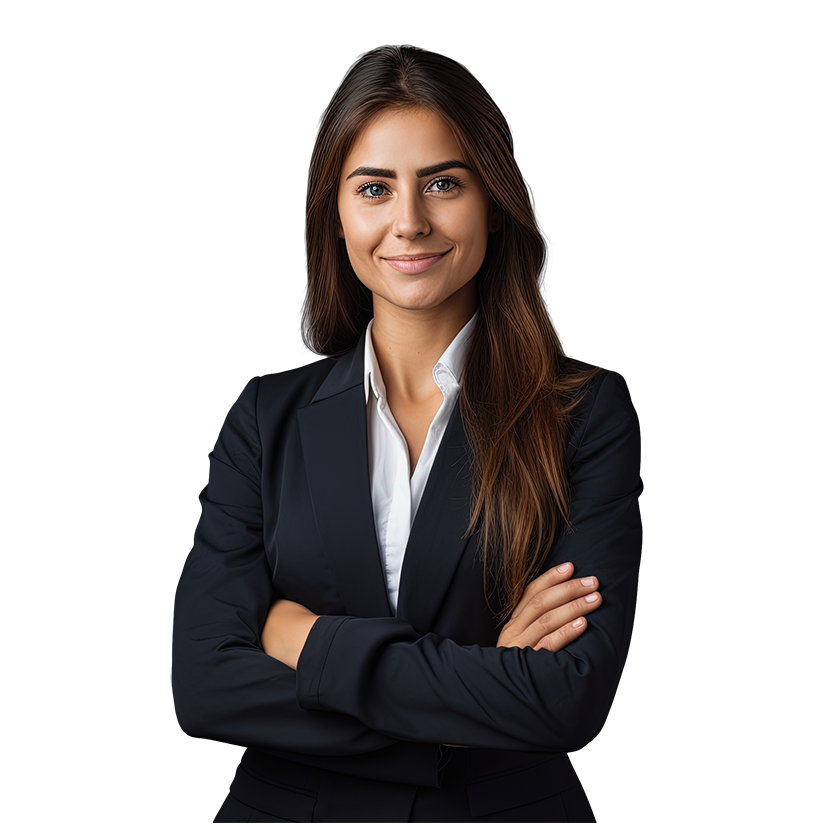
top-left (296, 328), bottom-right (477, 629)
top-left (297, 330), bottom-right (393, 619)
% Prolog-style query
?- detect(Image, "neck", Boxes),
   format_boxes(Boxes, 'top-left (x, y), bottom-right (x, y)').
top-left (370, 286), bottom-right (477, 405)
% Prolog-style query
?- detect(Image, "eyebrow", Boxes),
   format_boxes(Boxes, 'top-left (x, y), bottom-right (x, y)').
top-left (345, 160), bottom-right (472, 181)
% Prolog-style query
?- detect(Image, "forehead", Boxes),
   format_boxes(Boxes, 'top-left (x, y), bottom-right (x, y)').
top-left (342, 108), bottom-right (463, 172)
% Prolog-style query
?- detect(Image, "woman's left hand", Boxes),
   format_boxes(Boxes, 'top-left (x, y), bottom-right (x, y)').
top-left (261, 598), bottom-right (320, 670)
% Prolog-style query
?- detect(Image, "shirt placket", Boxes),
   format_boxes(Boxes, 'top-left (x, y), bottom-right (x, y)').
top-left (376, 396), bottom-right (411, 614)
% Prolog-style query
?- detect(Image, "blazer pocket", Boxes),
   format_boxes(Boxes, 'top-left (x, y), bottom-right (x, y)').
top-left (228, 764), bottom-right (318, 822)
top-left (465, 754), bottom-right (578, 818)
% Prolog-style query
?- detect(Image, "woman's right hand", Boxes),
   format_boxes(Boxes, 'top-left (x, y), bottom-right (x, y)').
top-left (496, 562), bottom-right (601, 652)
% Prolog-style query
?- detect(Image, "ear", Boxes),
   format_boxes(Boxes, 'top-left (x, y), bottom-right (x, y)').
top-left (337, 222), bottom-right (345, 240)
top-left (488, 201), bottom-right (502, 233)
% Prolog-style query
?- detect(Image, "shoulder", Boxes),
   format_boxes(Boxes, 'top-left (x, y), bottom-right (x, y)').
top-left (220, 353), bottom-right (342, 437)
top-left (258, 354), bottom-right (340, 412)
top-left (559, 356), bottom-right (639, 458)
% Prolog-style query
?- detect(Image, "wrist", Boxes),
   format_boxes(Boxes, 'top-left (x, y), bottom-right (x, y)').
top-left (292, 614), bottom-right (321, 670)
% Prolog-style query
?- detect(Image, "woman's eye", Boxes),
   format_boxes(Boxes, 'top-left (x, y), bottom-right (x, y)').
top-left (428, 177), bottom-right (459, 193)
top-left (360, 183), bottom-right (389, 199)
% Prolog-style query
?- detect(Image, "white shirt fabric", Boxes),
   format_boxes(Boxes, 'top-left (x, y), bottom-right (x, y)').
top-left (364, 310), bottom-right (478, 616)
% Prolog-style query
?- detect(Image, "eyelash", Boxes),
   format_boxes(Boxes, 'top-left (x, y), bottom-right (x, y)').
top-left (354, 175), bottom-right (464, 200)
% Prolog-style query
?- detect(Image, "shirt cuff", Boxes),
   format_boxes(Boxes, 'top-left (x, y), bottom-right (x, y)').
top-left (295, 614), bottom-right (353, 710)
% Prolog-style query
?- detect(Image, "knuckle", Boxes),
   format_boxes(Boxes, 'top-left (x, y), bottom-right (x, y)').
top-left (528, 592), bottom-right (544, 611)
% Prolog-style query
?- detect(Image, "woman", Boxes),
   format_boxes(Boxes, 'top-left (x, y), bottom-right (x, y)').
top-left (172, 44), bottom-right (643, 823)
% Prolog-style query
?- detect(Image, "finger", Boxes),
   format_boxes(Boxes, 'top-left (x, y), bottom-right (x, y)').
top-left (509, 572), bottom-right (599, 637)
top-left (510, 562), bottom-right (575, 624)
top-left (500, 585), bottom-right (602, 650)
top-left (525, 588), bottom-right (602, 645)
top-left (533, 616), bottom-right (589, 652)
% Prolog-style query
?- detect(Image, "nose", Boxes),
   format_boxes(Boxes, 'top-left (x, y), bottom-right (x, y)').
top-left (391, 190), bottom-right (431, 240)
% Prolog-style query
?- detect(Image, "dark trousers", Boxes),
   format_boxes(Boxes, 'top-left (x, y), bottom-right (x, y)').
top-left (213, 747), bottom-right (596, 822)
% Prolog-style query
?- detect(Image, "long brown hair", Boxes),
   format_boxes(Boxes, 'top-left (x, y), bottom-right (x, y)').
top-left (301, 45), bottom-right (604, 625)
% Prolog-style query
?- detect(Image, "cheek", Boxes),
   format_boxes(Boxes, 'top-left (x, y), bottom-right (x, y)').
top-left (453, 226), bottom-right (488, 266)
top-left (338, 199), bottom-right (366, 238)
top-left (346, 213), bottom-right (383, 252)
top-left (449, 199), bottom-right (489, 249)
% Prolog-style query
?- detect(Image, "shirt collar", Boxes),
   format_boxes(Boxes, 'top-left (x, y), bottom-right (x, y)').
top-left (364, 309), bottom-right (479, 404)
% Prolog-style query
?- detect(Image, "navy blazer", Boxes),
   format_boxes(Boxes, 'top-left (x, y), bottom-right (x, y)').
top-left (172, 328), bottom-right (643, 795)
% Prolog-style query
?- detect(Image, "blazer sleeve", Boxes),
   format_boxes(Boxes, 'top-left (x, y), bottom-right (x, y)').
top-left (295, 370), bottom-right (643, 753)
top-left (171, 376), bottom-right (401, 755)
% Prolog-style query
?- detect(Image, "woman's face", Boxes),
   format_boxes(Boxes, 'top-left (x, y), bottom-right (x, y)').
top-left (337, 107), bottom-right (497, 315)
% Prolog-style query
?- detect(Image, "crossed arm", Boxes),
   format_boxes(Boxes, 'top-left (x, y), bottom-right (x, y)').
top-left (172, 370), bottom-right (642, 755)
top-left (261, 561), bottom-right (606, 672)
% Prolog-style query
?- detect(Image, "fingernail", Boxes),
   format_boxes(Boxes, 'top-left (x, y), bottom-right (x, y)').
top-left (582, 577), bottom-right (594, 586)
top-left (585, 593), bottom-right (599, 602)
top-left (558, 563), bottom-right (570, 573)
top-left (572, 618), bottom-right (584, 627)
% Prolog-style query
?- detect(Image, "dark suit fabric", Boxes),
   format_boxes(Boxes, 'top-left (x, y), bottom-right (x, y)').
top-left (172, 328), bottom-right (643, 822)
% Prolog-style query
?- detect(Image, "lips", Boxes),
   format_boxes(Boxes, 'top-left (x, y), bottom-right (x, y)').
top-left (382, 250), bottom-right (451, 274)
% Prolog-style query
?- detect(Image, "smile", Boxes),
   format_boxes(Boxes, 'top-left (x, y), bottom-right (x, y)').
top-left (382, 250), bottom-right (451, 274)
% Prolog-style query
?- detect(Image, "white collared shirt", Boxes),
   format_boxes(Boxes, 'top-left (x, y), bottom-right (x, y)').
top-left (364, 310), bottom-right (478, 615)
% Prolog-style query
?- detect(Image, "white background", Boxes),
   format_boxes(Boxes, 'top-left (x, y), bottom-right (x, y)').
top-left (2, 1), bottom-right (821, 821)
